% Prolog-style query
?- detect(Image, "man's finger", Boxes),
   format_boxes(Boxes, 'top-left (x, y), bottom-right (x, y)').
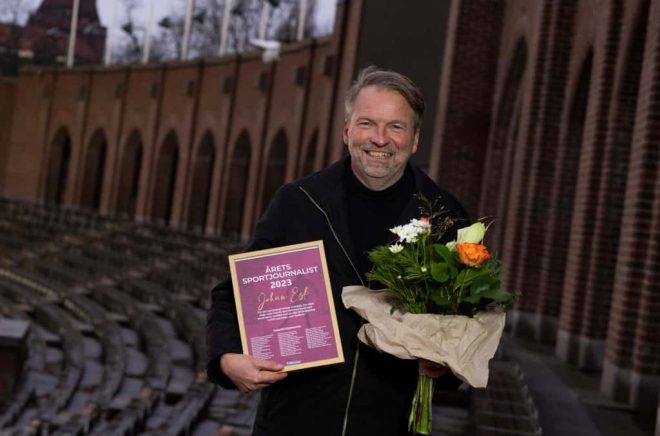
top-left (254, 359), bottom-right (285, 372)
top-left (257, 370), bottom-right (288, 384)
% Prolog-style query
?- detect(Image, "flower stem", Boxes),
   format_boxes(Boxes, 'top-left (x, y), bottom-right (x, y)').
top-left (408, 375), bottom-right (434, 435)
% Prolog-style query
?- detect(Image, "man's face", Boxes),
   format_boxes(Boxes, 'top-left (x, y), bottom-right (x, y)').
top-left (343, 85), bottom-right (419, 191)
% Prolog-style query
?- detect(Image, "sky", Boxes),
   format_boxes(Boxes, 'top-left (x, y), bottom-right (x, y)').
top-left (6, 0), bottom-right (336, 59)
top-left (95, 0), bottom-right (337, 39)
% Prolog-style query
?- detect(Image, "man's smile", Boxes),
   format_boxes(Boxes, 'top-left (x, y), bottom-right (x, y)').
top-left (365, 150), bottom-right (393, 159)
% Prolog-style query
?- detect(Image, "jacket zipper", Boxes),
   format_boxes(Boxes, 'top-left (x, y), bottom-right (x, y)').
top-left (298, 186), bottom-right (364, 436)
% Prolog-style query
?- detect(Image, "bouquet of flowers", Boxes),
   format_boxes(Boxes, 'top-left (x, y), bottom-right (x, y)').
top-left (341, 199), bottom-right (514, 435)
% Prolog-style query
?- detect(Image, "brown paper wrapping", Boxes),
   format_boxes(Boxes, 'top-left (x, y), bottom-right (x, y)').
top-left (341, 285), bottom-right (506, 388)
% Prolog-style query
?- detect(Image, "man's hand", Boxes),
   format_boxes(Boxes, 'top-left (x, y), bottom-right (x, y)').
top-left (418, 358), bottom-right (449, 378)
top-left (220, 353), bottom-right (288, 393)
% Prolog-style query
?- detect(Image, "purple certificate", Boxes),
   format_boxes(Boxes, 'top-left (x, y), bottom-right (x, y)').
top-left (228, 240), bottom-right (344, 371)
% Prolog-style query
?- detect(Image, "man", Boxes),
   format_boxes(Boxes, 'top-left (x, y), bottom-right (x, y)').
top-left (207, 66), bottom-right (469, 435)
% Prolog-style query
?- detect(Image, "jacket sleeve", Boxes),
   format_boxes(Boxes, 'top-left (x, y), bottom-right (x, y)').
top-left (205, 185), bottom-right (292, 388)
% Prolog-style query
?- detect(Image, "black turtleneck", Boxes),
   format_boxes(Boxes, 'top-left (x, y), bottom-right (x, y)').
top-left (344, 160), bottom-right (415, 280)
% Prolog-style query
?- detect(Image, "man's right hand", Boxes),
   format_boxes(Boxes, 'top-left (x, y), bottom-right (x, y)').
top-left (220, 353), bottom-right (288, 393)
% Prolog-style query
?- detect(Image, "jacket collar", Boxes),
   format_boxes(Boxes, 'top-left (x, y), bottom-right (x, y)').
top-left (297, 156), bottom-right (434, 210)
top-left (297, 156), bottom-right (436, 264)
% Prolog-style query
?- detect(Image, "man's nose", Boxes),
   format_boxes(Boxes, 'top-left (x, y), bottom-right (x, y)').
top-left (370, 126), bottom-right (388, 146)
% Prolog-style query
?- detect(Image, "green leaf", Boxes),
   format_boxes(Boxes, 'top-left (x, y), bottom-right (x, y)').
top-left (480, 288), bottom-right (514, 305)
top-left (430, 291), bottom-right (450, 307)
top-left (433, 244), bottom-right (456, 265)
top-left (431, 263), bottom-right (450, 283)
top-left (454, 267), bottom-right (492, 291)
top-left (462, 294), bottom-right (481, 304)
top-left (470, 273), bottom-right (497, 295)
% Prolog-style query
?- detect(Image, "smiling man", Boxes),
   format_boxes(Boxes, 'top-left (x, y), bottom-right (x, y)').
top-left (343, 73), bottom-right (420, 191)
top-left (207, 66), bottom-right (469, 435)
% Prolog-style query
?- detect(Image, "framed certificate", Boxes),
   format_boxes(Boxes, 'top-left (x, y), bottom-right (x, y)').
top-left (228, 240), bottom-right (344, 371)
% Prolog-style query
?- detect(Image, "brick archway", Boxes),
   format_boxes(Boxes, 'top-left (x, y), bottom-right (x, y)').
top-left (222, 131), bottom-right (251, 239)
top-left (116, 130), bottom-right (143, 218)
top-left (254, 129), bottom-right (288, 224)
top-left (299, 128), bottom-right (318, 177)
top-left (80, 129), bottom-right (107, 210)
top-left (151, 131), bottom-right (179, 224)
top-left (43, 127), bottom-right (72, 205)
top-left (187, 131), bottom-right (216, 230)
top-left (480, 37), bottom-right (528, 250)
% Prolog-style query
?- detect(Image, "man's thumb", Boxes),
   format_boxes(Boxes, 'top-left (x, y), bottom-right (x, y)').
top-left (256, 359), bottom-right (285, 372)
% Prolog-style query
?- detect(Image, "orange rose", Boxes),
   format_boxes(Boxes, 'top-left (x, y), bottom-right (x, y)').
top-left (456, 243), bottom-right (491, 266)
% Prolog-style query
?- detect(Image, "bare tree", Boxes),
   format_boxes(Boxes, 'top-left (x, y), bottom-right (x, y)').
top-left (271, 0), bottom-right (318, 42)
top-left (111, 0), bottom-right (324, 64)
top-left (113, 0), bottom-right (145, 64)
top-left (0, 0), bottom-right (37, 25)
top-left (0, 0), bottom-right (38, 75)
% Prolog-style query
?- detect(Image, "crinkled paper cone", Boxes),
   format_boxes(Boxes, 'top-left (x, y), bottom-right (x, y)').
top-left (342, 285), bottom-right (506, 388)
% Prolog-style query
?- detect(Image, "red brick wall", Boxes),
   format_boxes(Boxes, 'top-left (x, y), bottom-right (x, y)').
top-left (429, 0), bottom-right (504, 217)
top-left (480, 2), bottom-right (552, 310)
top-left (512, 0), bottom-right (576, 324)
top-left (116, 66), bottom-right (164, 222)
top-left (3, 71), bottom-right (55, 200)
top-left (578, 0), bottom-right (650, 354)
top-left (603, 0), bottom-right (660, 404)
top-left (151, 62), bottom-right (204, 226)
top-left (77, 68), bottom-right (127, 212)
top-left (221, 55), bottom-right (273, 240)
top-left (188, 59), bottom-right (237, 232)
top-left (558, 0), bottom-right (624, 346)
top-left (44, 70), bottom-right (94, 205)
top-left (326, 0), bottom-right (363, 164)
top-left (298, 38), bottom-right (337, 177)
top-left (0, 79), bottom-right (15, 193)
top-left (630, 0), bottom-right (660, 379)
top-left (252, 43), bottom-right (313, 225)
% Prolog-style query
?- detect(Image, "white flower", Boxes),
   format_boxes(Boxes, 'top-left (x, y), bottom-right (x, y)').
top-left (457, 222), bottom-right (486, 244)
top-left (447, 222), bottom-right (487, 251)
top-left (421, 266), bottom-right (427, 272)
top-left (390, 219), bottom-right (430, 244)
top-left (399, 225), bottom-right (419, 243)
top-left (410, 218), bottom-right (431, 231)
top-left (388, 243), bottom-right (404, 254)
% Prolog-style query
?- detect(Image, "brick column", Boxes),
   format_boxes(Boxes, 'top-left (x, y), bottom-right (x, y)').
top-left (601, 0), bottom-right (660, 411)
top-left (496, 1), bottom-right (553, 325)
top-left (556, 0), bottom-right (624, 364)
top-left (0, 81), bottom-right (16, 194)
top-left (535, 48), bottom-right (593, 344)
top-left (506, 0), bottom-right (577, 341)
top-left (428, 0), bottom-right (504, 217)
top-left (574, 0), bottom-right (651, 371)
top-left (478, 39), bottom-right (527, 249)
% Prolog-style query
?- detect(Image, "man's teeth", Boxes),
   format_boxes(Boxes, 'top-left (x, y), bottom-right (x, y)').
top-left (367, 151), bottom-right (391, 158)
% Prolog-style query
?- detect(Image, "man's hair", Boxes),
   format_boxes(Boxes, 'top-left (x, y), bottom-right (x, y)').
top-left (344, 65), bottom-right (425, 131)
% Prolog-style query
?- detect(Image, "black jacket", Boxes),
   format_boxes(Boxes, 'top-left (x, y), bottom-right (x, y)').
top-left (206, 158), bottom-right (469, 436)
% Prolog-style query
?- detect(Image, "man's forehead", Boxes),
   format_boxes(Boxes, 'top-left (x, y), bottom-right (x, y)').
top-left (353, 86), bottom-right (414, 113)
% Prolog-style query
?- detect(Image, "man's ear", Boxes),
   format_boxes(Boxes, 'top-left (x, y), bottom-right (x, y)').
top-left (343, 119), bottom-right (350, 145)
top-left (412, 130), bottom-right (420, 154)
